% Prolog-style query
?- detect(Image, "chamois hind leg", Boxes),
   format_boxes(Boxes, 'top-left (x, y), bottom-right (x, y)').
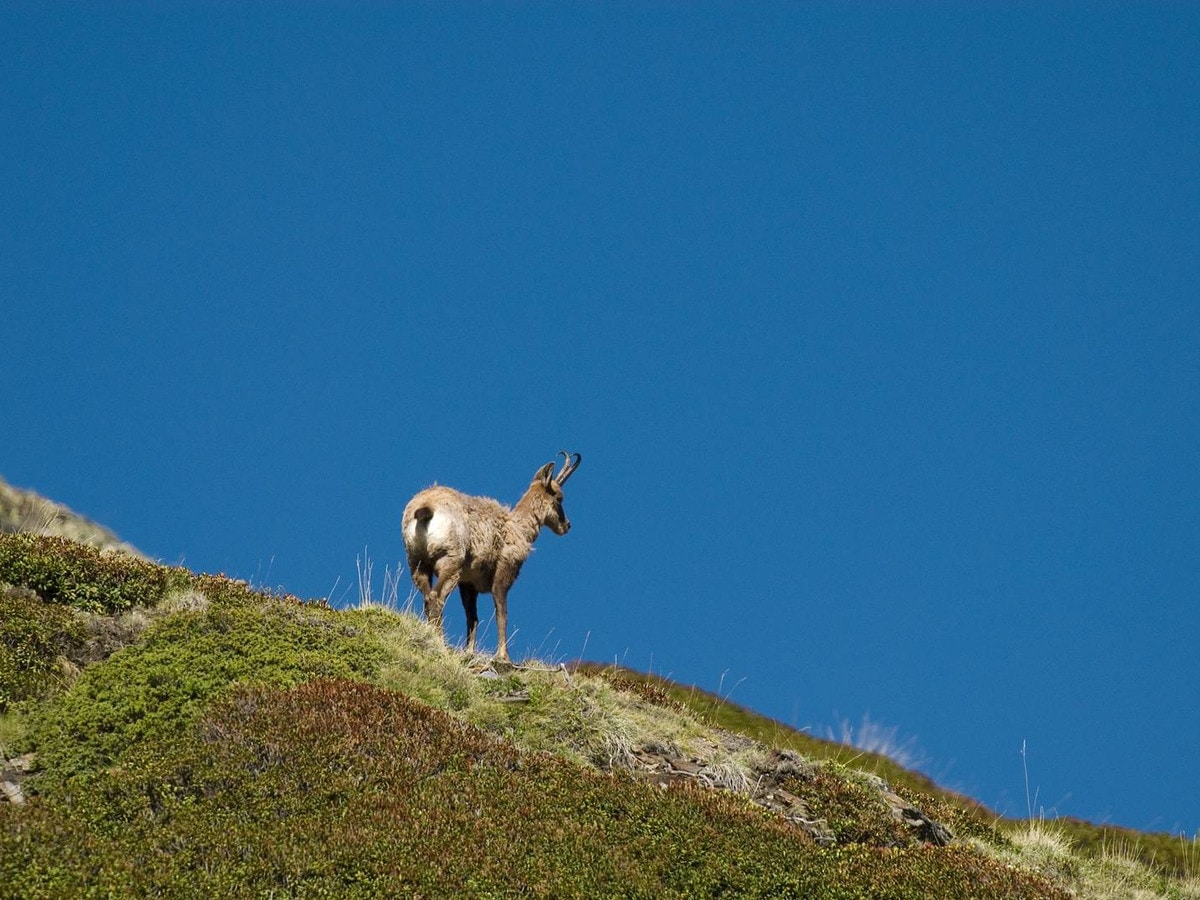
top-left (460, 583), bottom-right (480, 653)
top-left (409, 558), bottom-right (439, 625)
top-left (426, 556), bottom-right (462, 638)
top-left (409, 557), bottom-right (434, 600)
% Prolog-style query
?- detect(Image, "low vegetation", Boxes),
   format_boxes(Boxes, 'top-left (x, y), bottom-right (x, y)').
top-left (1, 533), bottom-right (1196, 897)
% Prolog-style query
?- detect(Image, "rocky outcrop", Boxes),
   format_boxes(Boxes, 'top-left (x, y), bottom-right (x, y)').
top-left (865, 772), bottom-right (954, 846)
top-left (624, 736), bottom-right (952, 848)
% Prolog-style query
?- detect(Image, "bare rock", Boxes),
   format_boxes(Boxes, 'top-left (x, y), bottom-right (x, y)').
top-left (1, 780), bottom-right (24, 804)
top-left (1, 753), bottom-right (37, 805)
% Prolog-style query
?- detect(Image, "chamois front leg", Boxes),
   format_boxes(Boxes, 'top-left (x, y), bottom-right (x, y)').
top-left (494, 561), bottom-right (523, 667)
top-left (493, 582), bottom-right (511, 663)
top-left (460, 583), bottom-right (480, 653)
top-left (492, 559), bottom-right (521, 663)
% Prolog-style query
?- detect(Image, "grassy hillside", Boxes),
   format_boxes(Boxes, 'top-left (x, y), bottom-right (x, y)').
top-left (578, 665), bottom-right (1200, 883)
top-left (1, 533), bottom-right (1196, 898)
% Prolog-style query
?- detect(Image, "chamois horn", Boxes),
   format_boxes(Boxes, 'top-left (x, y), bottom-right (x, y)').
top-left (555, 451), bottom-right (582, 485)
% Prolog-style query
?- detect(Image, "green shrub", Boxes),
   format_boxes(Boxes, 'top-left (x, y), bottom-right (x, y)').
top-left (29, 600), bottom-right (383, 789)
top-left (0, 533), bottom-right (189, 614)
top-left (190, 570), bottom-right (313, 609)
top-left (0, 585), bottom-right (84, 710)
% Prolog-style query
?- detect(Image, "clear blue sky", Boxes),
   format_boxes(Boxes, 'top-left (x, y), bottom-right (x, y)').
top-left (4, 4), bottom-right (1198, 836)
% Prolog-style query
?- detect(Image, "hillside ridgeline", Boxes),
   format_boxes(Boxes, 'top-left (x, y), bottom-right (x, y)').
top-left (0, 476), bottom-right (144, 558)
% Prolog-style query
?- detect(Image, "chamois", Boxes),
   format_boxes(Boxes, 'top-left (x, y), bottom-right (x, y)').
top-left (401, 452), bottom-right (581, 662)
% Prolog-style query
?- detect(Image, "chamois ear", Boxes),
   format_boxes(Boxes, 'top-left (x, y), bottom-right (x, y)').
top-left (534, 461), bottom-right (556, 485)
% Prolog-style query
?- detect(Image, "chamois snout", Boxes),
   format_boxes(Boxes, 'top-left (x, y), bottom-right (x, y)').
top-left (545, 490), bottom-right (571, 535)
